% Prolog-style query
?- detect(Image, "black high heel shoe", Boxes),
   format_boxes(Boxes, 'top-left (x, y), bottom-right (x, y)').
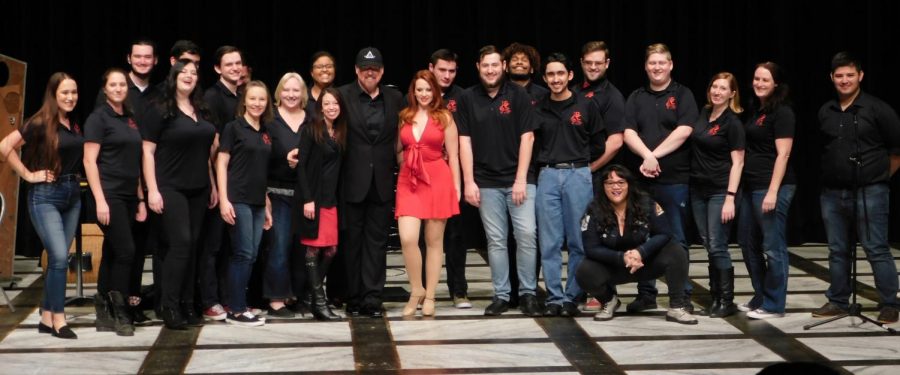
top-left (51, 325), bottom-right (78, 339)
top-left (38, 322), bottom-right (53, 334)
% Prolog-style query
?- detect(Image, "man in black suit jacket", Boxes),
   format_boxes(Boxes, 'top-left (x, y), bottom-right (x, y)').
top-left (338, 47), bottom-right (404, 318)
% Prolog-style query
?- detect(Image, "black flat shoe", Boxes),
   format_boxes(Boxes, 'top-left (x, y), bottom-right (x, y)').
top-left (52, 325), bottom-right (78, 339)
top-left (38, 322), bottom-right (53, 334)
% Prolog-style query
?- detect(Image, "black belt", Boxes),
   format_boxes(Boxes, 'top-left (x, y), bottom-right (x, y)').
top-left (544, 162), bottom-right (588, 169)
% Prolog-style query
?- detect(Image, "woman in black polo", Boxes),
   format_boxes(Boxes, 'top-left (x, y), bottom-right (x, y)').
top-left (294, 87), bottom-right (345, 321)
top-left (84, 68), bottom-right (146, 336)
top-left (141, 59), bottom-right (217, 330)
top-left (689, 72), bottom-right (745, 318)
top-left (0, 72), bottom-right (83, 339)
top-left (217, 80), bottom-right (273, 327)
top-left (737, 62), bottom-right (796, 320)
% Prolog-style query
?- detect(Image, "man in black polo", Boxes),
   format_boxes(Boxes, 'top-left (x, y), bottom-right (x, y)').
top-left (94, 39), bottom-right (157, 116)
top-left (338, 47), bottom-right (404, 318)
top-left (458, 45), bottom-right (539, 316)
top-left (197, 45), bottom-right (245, 321)
top-left (427, 48), bottom-right (477, 309)
top-left (573, 41), bottom-right (626, 170)
top-left (535, 53), bottom-right (605, 317)
top-left (812, 51), bottom-right (900, 324)
top-left (622, 43), bottom-right (698, 313)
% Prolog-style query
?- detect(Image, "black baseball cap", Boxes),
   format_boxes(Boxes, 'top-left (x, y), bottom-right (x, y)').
top-left (355, 47), bottom-right (383, 69)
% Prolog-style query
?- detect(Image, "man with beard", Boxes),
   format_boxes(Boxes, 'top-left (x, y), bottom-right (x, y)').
top-left (95, 39), bottom-right (158, 116)
top-left (457, 45), bottom-right (540, 316)
top-left (574, 41), bottom-right (625, 170)
top-left (503, 42), bottom-right (549, 104)
top-left (338, 47), bottom-right (404, 318)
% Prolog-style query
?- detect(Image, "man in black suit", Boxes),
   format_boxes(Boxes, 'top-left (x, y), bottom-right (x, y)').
top-left (338, 47), bottom-right (404, 318)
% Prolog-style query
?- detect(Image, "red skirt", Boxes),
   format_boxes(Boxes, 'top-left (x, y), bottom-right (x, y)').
top-left (300, 207), bottom-right (338, 247)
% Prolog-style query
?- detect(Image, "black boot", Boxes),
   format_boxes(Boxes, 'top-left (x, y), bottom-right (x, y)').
top-left (94, 293), bottom-right (116, 332)
top-left (307, 254), bottom-right (340, 321)
top-left (710, 267), bottom-right (738, 318)
top-left (161, 306), bottom-right (187, 330)
top-left (107, 291), bottom-right (135, 336)
top-left (182, 302), bottom-right (204, 327)
top-left (701, 265), bottom-right (720, 316)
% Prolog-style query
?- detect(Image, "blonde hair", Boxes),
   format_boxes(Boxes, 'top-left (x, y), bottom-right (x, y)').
top-left (645, 43), bottom-right (672, 61)
top-left (705, 72), bottom-right (744, 114)
top-left (273, 72), bottom-right (309, 109)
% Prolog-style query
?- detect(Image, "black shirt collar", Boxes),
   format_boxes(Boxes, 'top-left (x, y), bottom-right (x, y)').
top-left (827, 90), bottom-right (872, 112)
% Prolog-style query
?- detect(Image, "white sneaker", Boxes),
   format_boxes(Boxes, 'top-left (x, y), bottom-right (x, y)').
top-left (666, 307), bottom-right (699, 325)
top-left (746, 308), bottom-right (785, 320)
top-left (227, 311), bottom-right (265, 327)
top-left (453, 296), bottom-right (472, 309)
top-left (736, 302), bottom-right (754, 312)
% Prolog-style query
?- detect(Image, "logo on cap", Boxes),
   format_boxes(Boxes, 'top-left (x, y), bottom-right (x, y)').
top-left (364, 51), bottom-right (375, 59)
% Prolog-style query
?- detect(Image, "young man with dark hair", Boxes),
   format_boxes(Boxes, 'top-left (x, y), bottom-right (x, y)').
top-left (94, 39), bottom-right (158, 115)
top-left (502, 42), bottom-right (548, 104)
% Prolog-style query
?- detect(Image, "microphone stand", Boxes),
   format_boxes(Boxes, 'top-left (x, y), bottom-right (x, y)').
top-left (804, 110), bottom-right (896, 334)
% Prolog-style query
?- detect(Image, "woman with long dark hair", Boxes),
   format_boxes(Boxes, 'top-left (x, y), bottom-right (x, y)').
top-left (84, 68), bottom-right (146, 336)
top-left (0, 72), bottom-right (83, 338)
top-left (737, 62), bottom-right (796, 319)
top-left (689, 72), bottom-right (745, 318)
top-left (395, 70), bottom-right (460, 317)
top-left (575, 165), bottom-right (696, 324)
top-left (293, 87), bottom-right (346, 321)
top-left (141, 59), bottom-right (217, 330)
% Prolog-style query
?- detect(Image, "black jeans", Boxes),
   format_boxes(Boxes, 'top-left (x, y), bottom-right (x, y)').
top-left (198, 208), bottom-right (230, 309)
top-left (576, 241), bottom-right (688, 307)
top-left (97, 198), bottom-right (137, 295)
top-left (158, 187), bottom-right (208, 309)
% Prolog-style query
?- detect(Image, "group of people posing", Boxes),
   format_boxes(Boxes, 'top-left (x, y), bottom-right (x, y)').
top-left (1, 38), bottom-right (898, 340)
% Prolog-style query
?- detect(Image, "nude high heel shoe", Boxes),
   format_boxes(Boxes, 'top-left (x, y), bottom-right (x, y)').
top-left (422, 297), bottom-right (436, 316)
top-left (403, 294), bottom-right (425, 316)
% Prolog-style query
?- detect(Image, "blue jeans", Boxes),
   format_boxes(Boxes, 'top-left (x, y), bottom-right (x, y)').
top-left (821, 183), bottom-right (898, 308)
top-left (28, 178), bottom-right (81, 313)
top-left (639, 183), bottom-right (691, 298)
top-left (537, 167), bottom-right (593, 305)
top-left (479, 184), bottom-right (537, 301)
top-left (738, 185), bottom-right (795, 313)
top-left (691, 189), bottom-right (734, 270)
top-left (264, 192), bottom-right (294, 299)
top-left (227, 203), bottom-right (266, 313)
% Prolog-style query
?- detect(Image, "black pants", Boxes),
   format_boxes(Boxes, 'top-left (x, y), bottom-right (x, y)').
top-left (158, 187), bottom-right (208, 309)
top-left (576, 241), bottom-right (688, 307)
top-left (197, 208), bottom-right (230, 309)
top-left (97, 198), bottom-right (138, 295)
top-left (128, 216), bottom-right (149, 298)
top-left (342, 186), bottom-right (392, 309)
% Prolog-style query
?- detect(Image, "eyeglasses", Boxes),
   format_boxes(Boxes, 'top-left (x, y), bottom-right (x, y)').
top-left (583, 60), bottom-right (607, 67)
top-left (603, 180), bottom-right (627, 188)
top-left (313, 64), bottom-right (334, 70)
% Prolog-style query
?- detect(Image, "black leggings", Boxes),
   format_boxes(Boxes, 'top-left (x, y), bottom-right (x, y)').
top-left (97, 198), bottom-right (137, 295)
top-left (576, 241), bottom-right (689, 308)
top-left (158, 187), bottom-right (208, 309)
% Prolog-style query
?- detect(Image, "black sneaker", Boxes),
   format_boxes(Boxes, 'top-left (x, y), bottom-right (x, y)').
top-left (484, 298), bottom-right (509, 316)
top-left (560, 302), bottom-right (580, 317)
top-left (877, 306), bottom-right (899, 324)
top-left (543, 303), bottom-right (562, 317)
top-left (811, 302), bottom-right (847, 318)
top-left (267, 306), bottom-right (295, 319)
top-left (519, 294), bottom-right (542, 317)
top-left (227, 311), bottom-right (265, 327)
top-left (626, 295), bottom-right (658, 313)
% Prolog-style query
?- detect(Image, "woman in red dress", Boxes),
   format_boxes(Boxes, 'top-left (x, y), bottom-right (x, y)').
top-left (396, 70), bottom-right (461, 316)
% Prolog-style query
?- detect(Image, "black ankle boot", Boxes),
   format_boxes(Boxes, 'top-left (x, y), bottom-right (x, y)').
top-left (94, 293), bottom-right (116, 332)
top-left (182, 302), bottom-right (204, 327)
top-left (307, 254), bottom-right (340, 321)
top-left (702, 265), bottom-right (720, 316)
top-left (107, 291), bottom-right (135, 336)
top-left (710, 267), bottom-right (738, 318)
top-left (161, 306), bottom-right (187, 330)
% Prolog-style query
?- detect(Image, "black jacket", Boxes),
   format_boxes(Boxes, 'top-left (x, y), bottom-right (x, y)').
top-left (293, 126), bottom-right (342, 239)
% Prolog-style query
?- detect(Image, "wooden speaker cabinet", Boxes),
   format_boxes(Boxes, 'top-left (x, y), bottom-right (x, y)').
top-left (0, 54), bottom-right (27, 282)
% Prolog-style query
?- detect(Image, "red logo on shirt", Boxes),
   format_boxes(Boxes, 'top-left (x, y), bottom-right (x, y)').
top-left (755, 114), bottom-right (767, 127)
top-left (499, 100), bottom-right (512, 115)
top-left (570, 111), bottom-right (583, 126)
top-left (665, 96), bottom-right (677, 110)
top-left (584, 91), bottom-right (594, 99)
top-left (72, 123), bottom-right (81, 134)
top-left (446, 99), bottom-right (457, 113)
top-left (708, 124), bottom-right (721, 136)
top-left (127, 118), bottom-right (138, 130)
top-left (582, 81), bottom-right (590, 89)
top-left (262, 132), bottom-right (271, 145)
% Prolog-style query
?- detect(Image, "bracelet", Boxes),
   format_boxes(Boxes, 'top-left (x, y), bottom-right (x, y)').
top-left (726, 191), bottom-right (736, 197)
top-left (138, 198), bottom-right (146, 202)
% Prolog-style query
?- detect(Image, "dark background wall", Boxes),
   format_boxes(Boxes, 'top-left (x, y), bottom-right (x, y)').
top-left (2, 0), bottom-right (899, 245)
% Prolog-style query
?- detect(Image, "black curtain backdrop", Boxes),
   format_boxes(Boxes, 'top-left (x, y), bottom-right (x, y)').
top-left (2, 0), bottom-right (899, 245)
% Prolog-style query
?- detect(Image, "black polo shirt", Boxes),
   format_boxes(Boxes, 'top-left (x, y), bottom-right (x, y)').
top-left (623, 81), bottom-right (698, 184)
top-left (219, 117), bottom-right (272, 206)
top-left (689, 108), bottom-right (745, 190)
top-left (358, 89), bottom-right (386, 142)
top-left (84, 104), bottom-right (143, 199)
top-left (141, 107), bottom-right (216, 191)
top-left (442, 84), bottom-right (464, 114)
top-left (818, 91), bottom-right (900, 188)
top-left (267, 110), bottom-right (311, 188)
top-left (523, 81), bottom-right (549, 107)
top-left (204, 80), bottom-right (239, 131)
top-left (743, 105), bottom-right (797, 190)
top-left (535, 94), bottom-right (605, 165)
top-left (94, 74), bottom-right (154, 117)
top-left (457, 81), bottom-right (538, 187)
top-left (20, 120), bottom-right (84, 177)
top-left (573, 77), bottom-right (626, 134)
